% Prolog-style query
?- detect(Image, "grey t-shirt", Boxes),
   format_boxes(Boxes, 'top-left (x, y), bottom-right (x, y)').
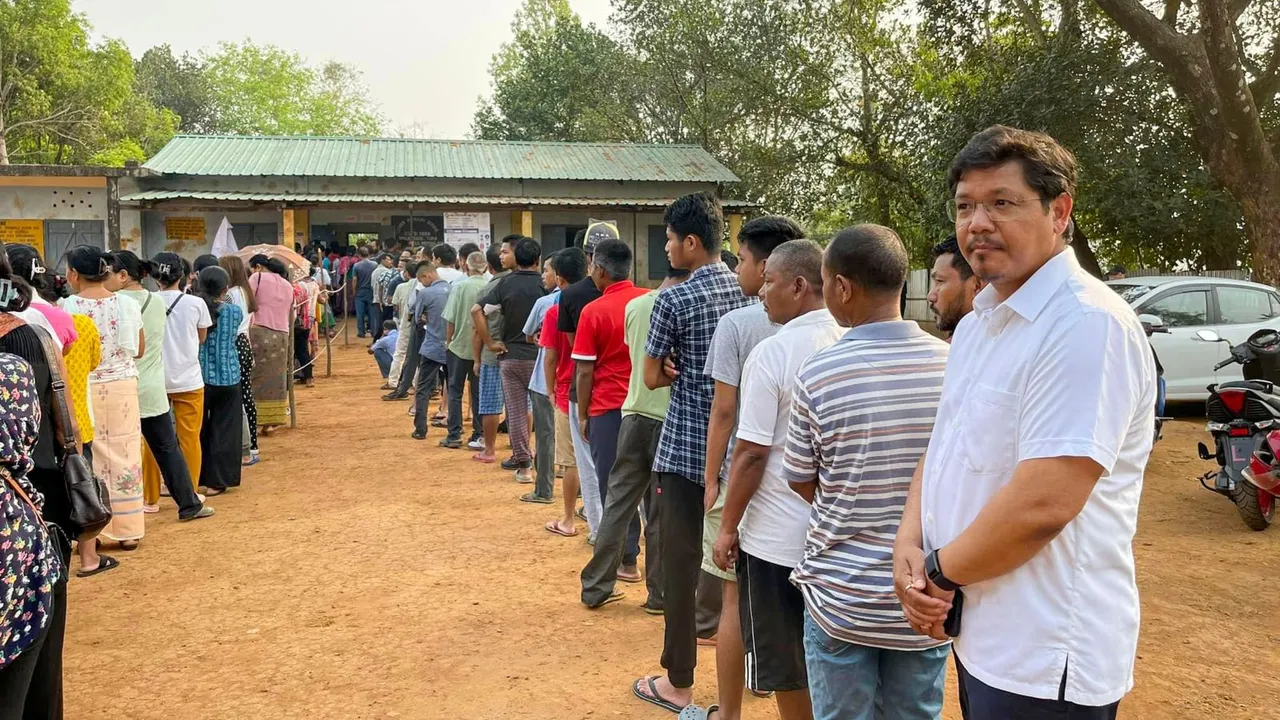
top-left (703, 302), bottom-right (780, 482)
top-left (478, 270), bottom-right (510, 366)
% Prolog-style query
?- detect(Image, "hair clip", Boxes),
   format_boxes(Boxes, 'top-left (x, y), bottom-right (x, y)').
top-left (0, 279), bottom-right (16, 308)
top-left (157, 263), bottom-right (172, 275)
top-left (98, 258), bottom-right (110, 274)
top-left (29, 260), bottom-right (45, 279)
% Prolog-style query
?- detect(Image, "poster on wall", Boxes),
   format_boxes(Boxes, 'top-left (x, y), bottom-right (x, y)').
top-left (0, 220), bottom-right (44, 256)
top-left (164, 216), bottom-right (206, 241)
top-left (444, 212), bottom-right (491, 251)
top-left (391, 215), bottom-right (443, 247)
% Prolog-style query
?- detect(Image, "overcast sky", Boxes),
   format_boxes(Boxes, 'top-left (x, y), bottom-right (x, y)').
top-left (77, 0), bottom-right (614, 138)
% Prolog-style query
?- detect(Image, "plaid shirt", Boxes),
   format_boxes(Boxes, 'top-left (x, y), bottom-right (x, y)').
top-left (646, 262), bottom-right (756, 483)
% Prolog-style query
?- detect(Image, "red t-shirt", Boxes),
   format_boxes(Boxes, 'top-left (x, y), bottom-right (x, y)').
top-left (539, 303), bottom-right (574, 414)
top-left (571, 281), bottom-right (650, 416)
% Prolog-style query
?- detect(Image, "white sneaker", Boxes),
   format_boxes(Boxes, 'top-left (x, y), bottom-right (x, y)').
top-left (468, 437), bottom-right (485, 450)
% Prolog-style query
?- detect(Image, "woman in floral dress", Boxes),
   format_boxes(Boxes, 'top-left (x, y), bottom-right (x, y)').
top-left (60, 246), bottom-right (145, 551)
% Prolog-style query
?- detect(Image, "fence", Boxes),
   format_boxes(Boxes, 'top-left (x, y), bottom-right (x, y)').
top-left (1129, 268), bottom-right (1252, 281)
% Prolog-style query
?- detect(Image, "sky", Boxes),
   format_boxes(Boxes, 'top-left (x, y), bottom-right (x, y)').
top-left (77, 0), bottom-right (615, 138)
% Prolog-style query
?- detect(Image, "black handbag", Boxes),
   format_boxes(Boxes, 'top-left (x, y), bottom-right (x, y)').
top-left (32, 325), bottom-right (113, 537)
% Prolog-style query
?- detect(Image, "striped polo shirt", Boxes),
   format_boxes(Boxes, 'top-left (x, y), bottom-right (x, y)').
top-left (782, 320), bottom-right (950, 650)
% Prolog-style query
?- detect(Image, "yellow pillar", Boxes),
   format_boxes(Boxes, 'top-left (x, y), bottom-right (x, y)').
top-left (511, 209), bottom-right (533, 238)
top-left (281, 209), bottom-right (295, 250)
top-left (294, 208), bottom-right (309, 248)
top-left (728, 213), bottom-right (743, 252)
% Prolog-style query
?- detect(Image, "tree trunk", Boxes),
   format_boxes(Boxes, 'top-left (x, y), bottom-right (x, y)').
top-left (1241, 179), bottom-right (1280, 287)
top-left (0, 112), bottom-right (7, 165)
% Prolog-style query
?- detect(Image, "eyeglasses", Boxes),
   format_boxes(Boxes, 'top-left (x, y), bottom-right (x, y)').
top-left (946, 196), bottom-right (1043, 223)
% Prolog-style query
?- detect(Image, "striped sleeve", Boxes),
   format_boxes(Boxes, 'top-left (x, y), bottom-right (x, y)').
top-left (782, 370), bottom-right (819, 485)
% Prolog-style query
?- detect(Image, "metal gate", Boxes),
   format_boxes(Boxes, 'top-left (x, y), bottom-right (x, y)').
top-left (44, 220), bottom-right (106, 272)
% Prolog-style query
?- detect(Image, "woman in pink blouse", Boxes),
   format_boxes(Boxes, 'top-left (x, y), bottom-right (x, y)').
top-left (247, 256), bottom-right (294, 432)
top-left (5, 245), bottom-right (76, 352)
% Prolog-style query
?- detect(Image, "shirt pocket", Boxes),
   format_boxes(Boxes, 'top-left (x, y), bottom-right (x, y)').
top-left (958, 384), bottom-right (1020, 476)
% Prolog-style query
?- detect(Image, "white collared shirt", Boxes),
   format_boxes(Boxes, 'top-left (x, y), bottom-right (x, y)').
top-left (735, 307), bottom-right (843, 568)
top-left (921, 248), bottom-right (1155, 706)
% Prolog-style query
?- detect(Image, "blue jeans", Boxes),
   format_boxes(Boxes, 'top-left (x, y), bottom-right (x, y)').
top-left (354, 296), bottom-right (374, 337)
top-left (373, 348), bottom-right (393, 378)
top-left (804, 612), bottom-right (949, 720)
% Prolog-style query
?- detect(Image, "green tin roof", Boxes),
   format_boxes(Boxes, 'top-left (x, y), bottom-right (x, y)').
top-left (119, 189), bottom-right (754, 208)
top-left (143, 135), bottom-right (740, 183)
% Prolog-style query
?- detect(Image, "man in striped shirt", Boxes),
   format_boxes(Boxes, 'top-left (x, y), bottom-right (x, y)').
top-left (782, 225), bottom-right (952, 720)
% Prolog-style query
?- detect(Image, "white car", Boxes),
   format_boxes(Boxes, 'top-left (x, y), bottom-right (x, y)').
top-left (1107, 276), bottom-right (1280, 402)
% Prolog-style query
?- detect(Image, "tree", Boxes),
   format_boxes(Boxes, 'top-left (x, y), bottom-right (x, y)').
top-left (135, 44), bottom-right (218, 133)
top-left (1095, 0), bottom-right (1280, 284)
top-left (203, 41), bottom-right (383, 136)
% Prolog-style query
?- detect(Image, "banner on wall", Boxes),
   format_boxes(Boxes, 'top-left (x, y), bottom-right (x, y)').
top-left (391, 215), bottom-right (443, 247)
top-left (0, 220), bottom-right (44, 256)
top-left (443, 212), bottom-right (491, 251)
top-left (164, 216), bottom-right (206, 241)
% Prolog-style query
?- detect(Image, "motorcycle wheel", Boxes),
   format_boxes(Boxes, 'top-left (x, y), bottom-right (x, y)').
top-left (1231, 480), bottom-right (1275, 531)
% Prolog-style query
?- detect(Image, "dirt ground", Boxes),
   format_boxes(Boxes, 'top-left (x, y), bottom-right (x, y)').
top-left (64, 344), bottom-right (1279, 719)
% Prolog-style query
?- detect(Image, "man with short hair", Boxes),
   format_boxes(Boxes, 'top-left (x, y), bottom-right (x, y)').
top-left (441, 251), bottom-right (489, 449)
top-left (369, 320), bottom-right (399, 380)
top-left (632, 192), bottom-right (756, 714)
top-left (782, 225), bottom-right (951, 720)
top-left (351, 246), bottom-right (377, 337)
top-left (387, 261), bottom-right (449, 438)
top-left (540, 248), bottom-right (588, 537)
top-left (928, 234), bottom-right (985, 339)
top-left (474, 236), bottom-right (547, 479)
top-left (1106, 265), bottom-right (1127, 281)
top-left (895, 126), bottom-right (1155, 719)
top-left (387, 261), bottom-right (418, 390)
top-left (558, 225), bottom-right (607, 536)
top-left (470, 245), bottom-right (509, 460)
top-left (572, 238), bottom-right (651, 605)
top-left (519, 255), bottom-right (563, 502)
top-left (434, 243), bottom-right (465, 284)
top-left (700, 215), bottom-right (804, 718)
top-left (711, 239), bottom-right (839, 720)
top-left (373, 253), bottom-right (397, 339)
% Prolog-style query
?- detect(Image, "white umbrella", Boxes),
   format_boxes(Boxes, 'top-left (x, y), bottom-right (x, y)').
top-left (211, 217), bottom-right (237, 257)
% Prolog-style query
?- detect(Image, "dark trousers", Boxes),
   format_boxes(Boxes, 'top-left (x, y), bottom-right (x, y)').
top-left (11, 576), bottom-right (63, 720)
top-left (531, 391), bottom-right (555, 499)
top-left (354, 296), bottom-right (374, 336)
top-left (957, 658), bottom-right (1119, 719)
top-left (140, 411), bottom-right (204, 518)
top-left (293, 328), bottom-right (313, 381)
top-left (581, 414), bottom-right (658, 606)
top-left (374, 348), bottom-right (393, 378)
top-left (658, 472), bottom-right (706, 689)
top-left (446, 350), bottom-right (480, 441)
top-left (394, 324), bottom-right (425, 397)
top-left (378, 305), bottom-right (395, 337)
top-left (200, 384), bottom-right (243, 490)
top-left (411, 356), bottom-right (446, 435)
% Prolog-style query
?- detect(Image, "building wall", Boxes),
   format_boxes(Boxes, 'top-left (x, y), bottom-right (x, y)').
top-left (2, 183), bottom-right (110, 222)
top-left (140, 208), bottom-right (282, 259)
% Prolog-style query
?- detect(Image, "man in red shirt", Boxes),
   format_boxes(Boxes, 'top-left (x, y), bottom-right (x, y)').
top-left (540, 248), bottom-right (589, 538)
top-left (573, 239), bottom-right (652, 602)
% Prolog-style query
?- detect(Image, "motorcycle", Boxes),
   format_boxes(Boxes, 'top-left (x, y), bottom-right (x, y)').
top-left (1192, 327), bottom-right (1280, 530)
top-left (1138, 314), bottom-right (1171, 443)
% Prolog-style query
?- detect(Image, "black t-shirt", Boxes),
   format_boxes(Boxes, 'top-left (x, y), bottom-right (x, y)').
top-left (478, 269), bottom-right (546, 362)
top-left (557, 277), bottom-right (602, 402)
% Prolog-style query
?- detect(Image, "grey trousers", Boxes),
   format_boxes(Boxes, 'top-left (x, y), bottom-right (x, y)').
top-left (581, 414), bottom-right (662, 607)
top-left (530, 390), bottom-right (555, 499)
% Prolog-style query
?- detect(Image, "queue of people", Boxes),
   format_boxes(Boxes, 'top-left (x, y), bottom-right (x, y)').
top-left (361, 126), bottom-right (1154, 720)
top-left (0, 239), bottom-right (330, 716)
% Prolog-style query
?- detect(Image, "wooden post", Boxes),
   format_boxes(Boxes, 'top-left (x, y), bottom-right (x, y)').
top-left (511, 209), bottom-right (533, 237)
top-left (287, 325), bottom-right (297, 428)
top-left (728, 213), bottom-right (743, 253)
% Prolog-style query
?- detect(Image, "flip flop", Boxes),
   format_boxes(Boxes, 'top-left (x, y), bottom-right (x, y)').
top-left (587, 589), bottom-right (626, 609)
top-left (545, 520), bottom-right (579, 537)
top-left (632, 676), bottom-right (685, 714)
top-left (617, 569), bottom-right (642, 584)
top-left (118, 540), bottom-right (139, 551)
top-left (520, 492), bottom-right (554, 504)
top-left (472, 454), bottom-right (496, 464)
top-left (678, 705), bottom-right (719, 720)
top-left (76, 554), bottom-right (120, 578)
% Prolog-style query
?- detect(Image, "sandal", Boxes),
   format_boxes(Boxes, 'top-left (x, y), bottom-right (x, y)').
top-left (77, 554), bottom-right (120, 577)
top-left (118, 540), bottom-right (139, 551)
top-left (587, 589), bottom-right (626, 609)
top-left (632, 676), bottom-right (685, 714)
top-left (472, 453), bottom-right (495, 464)
top-left (520, 492), bottom-right (554, 505)
top-left (544, 520), bottom-right (578, 537)
top-left (679, 705), bottom-right (719, 720)
top-left (617, 568), bottom-right (642, 584)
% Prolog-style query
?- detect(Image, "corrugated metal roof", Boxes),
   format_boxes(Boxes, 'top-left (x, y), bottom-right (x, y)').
top-left (142, 135), bottom-right (740, 183)
top-left (119, 189), bottom-right (755, 208)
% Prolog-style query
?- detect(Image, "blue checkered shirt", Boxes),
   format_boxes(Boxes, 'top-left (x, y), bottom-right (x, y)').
top-left (646, 262), bottom-right (756, 483)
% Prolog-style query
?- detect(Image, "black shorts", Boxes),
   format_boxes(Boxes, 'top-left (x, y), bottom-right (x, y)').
top-left (737, 550), bottom-right (808, 692)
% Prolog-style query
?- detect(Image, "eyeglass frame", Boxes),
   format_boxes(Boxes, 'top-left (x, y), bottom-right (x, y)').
top-left (946, 195), bottom-right (1046, 224)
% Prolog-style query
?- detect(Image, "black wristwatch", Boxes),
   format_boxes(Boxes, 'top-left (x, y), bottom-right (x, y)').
top-left (925, 549), bottom-right (962, 592)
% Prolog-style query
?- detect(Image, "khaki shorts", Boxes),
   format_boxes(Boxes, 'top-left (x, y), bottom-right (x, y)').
top-left (701, 480), bottom-right (736, 582)
top-left (554, 410), bottom-right (576, 469)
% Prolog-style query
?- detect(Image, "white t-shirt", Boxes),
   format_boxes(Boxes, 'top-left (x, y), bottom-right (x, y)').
top-left (921, 249), bottom-right (1155, 705)
top-left (157, 290), bottom-right (212, 393)
top-left (227, 286), bottom-right (252, 336)
top-left (437, 267), bottom-right (465, 285)
top-left (735, 308), bottom-right (843, 568)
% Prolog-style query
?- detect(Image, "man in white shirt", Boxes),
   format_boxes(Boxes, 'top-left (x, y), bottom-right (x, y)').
top-left (894, 125), bottom-right (1156, 719)
top-left (712, 239), bottom-right (841, 720)
top-left (433, 243), bottom-right (466, 284)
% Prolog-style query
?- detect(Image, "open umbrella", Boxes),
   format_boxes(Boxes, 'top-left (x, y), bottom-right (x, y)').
top-left (234, 244), bottom-right (312, 282)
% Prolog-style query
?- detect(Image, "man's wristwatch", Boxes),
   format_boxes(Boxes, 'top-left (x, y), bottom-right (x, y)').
top-left (925, 549), bottom-right (962, 592)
